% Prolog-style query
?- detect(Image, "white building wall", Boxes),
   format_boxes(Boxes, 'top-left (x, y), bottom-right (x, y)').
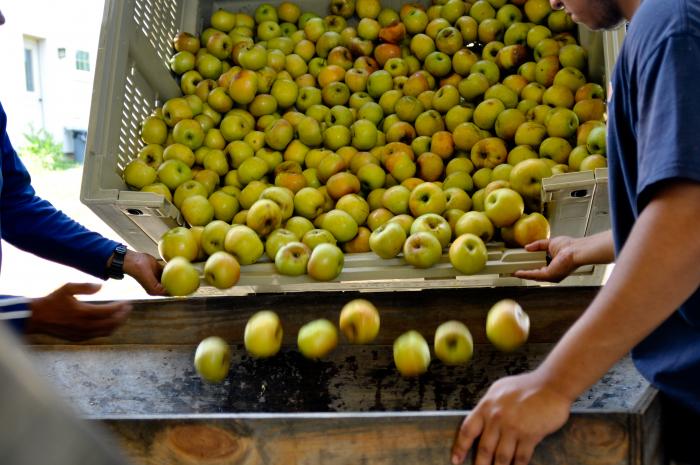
top-left (0, 0), bottom-right (105, 155)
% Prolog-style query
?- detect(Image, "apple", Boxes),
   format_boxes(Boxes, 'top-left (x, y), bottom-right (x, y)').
top-left (580, 154), bottom-right (608, 171)
top-left (471, 137), bottom-right (508, 169)
top-left (322, 209), bottom-right (359, 243)
top-left (246, 199), bottom-right (283, 237)
top-left (161, 256), bottom-right (200, 297)
top-left (339, 299), bottom-right (380, 344)
top-left (173, 32), bottom-right (200, 54)
top-left (410, 213), bottom-right (452, 248)
top-left (307, 243), bottom-right (344, 281)
top-left (123, 159), bottom-right (157, 189)
top-left (514, 121), bottom-right (547, 148)
top-left (486, 299), bottom-right (530, 352)
top-left (408, 182), bottom-right (447, 217)
top-left (434, 320), bottom-right (473, 365)
top-left (297, 319), bottom-right (338, 359)
top-left (369, 221), bottom-right (406, 259)
top-left (180, 193), bottom-right (213, 227)
top-left (484, 188), bottom-right (525, 228)
top-left (403, 232), bottom-right (442, 268)
top-left (586, 126), bottom-right (607, 155)
top-left (449, 233), bottom-right (488, 275)
top-left (158, 226), bottom-right (198, 262)
top-left (274, 241), bottom-right (311, 276)
top-left (194, 336), bottom-right (231, 383)
top-left (509, 158), bottom-right (552, 199)
top-left (224, 225), bottom-right (264, 265)
top-left (141, 116), bottom-right (168, 145)
top-left (393, 330), bottom-right (431, 377)
top-left (203, 251), bottom-right (240, 290)
top-left (513, 212), bottom-right (550, 247)
top-left (141, 182), bottom-right (173, 202)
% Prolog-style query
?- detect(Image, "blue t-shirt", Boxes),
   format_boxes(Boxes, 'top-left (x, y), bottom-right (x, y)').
top-left (0, 100), bottom-right (120, 330)
top-left (608, 0), bottom-right (700, 414)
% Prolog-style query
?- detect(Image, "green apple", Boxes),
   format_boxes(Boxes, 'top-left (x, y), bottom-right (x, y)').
top-left (161, 256), bottom-right (200, 297)
top-left (307, 243), bottom-right (344, 281)
top-left (586, 126), bottom-right (607, 155)
top-left (509, 158), bottom-right (552, 199)
top-left (224, 225), bottom-right (264, 265)
top-left (123, 159), bottom-right (157, 189)
top-left (434, 320), bottom-right (473, 365)
top-left (194, 336), bottom-right (231, 383)
top-left (274, 241), bottom-right (311, 276)
top-left (403, 231), bottom-right (442, 268)
top-left (484, 188), bottom-right (525, 227)
top-left (297, 319), bottom-right (338, 359)
top-left (449, 233), bottom-right (488, 275)
top-left (408, 182), bottom-right (447, 217)
top-left (411, 213), bottom-right (452, 248)
top-left (141, 116), bottom-right (168, 145)
top-left (158, 226), bottom-right (198, 262)
top-left (369, 221), bottom-right (406, 259)
top-left (393, 330), bottom-right (431, 377)
top-left (181, 194), bottom-right (214, 227)
top-left (322, 209), bottom-right (359, 243)
top-left (486, 299), bottom-right (530, 352)
top-left (204, 251), bottom-right (240, 289)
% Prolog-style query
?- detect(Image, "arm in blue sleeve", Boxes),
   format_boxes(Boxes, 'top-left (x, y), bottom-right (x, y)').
top-left (1, 105), bottom-right (119, 279)
top-left (0, 296), bottom-right (30, 333)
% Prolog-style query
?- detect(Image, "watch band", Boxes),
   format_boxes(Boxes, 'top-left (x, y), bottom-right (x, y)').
top-left (108, 244), bottom-right (127, 280)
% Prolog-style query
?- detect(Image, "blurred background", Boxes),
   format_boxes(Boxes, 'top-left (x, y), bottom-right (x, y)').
top-left (0, 1), bottom-right (150, 300)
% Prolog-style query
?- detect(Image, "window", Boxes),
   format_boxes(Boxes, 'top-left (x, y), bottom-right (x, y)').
top-left (24, 48), bottom-right (34, 91)
top-left (75, 50), bottom-right (90, 71)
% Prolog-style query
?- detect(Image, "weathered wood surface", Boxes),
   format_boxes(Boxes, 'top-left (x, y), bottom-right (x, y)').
top-left (97, 412), bottom-right (635, 465)
top-left (28, 287), bottom-right (663, 465)
top-left (31, 344), bottom-right (648, 415)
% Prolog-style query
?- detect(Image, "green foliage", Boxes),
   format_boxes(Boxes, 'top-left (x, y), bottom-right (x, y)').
top-left (19, 125), bottom-right (77, 171)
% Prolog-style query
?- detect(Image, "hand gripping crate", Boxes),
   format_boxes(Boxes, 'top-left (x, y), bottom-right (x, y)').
top-left (81, 0), bottom-right (622, 292)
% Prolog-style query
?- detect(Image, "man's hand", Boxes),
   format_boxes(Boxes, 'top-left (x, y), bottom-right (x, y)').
top-left (26, 283), bottom-right (132, 341)
top-left (451, 371), bottom-right (571, 465)
top-left (513, 237), bottom-right (578, 282)
top-left (123, 250), bottom-right (166, 296)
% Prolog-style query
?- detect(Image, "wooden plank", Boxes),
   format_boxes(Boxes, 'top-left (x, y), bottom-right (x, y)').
top-left (94, 412), bottom-right (632, 465)
top-left (27, 287), bottom-right (601, 346)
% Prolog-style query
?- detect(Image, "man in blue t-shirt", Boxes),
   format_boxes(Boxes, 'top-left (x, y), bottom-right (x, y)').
top-left (1, 9), bottom-right (165, 341)
top-left (451, 1), bottom-right (700, 464)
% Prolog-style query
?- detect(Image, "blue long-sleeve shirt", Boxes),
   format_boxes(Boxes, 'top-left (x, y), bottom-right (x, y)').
top-left (0, 100), bottom-right (120, 331)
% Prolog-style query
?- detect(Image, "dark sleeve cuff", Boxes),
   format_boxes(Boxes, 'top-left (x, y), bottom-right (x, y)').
top-left (0, 296), bottom-right (31, 334)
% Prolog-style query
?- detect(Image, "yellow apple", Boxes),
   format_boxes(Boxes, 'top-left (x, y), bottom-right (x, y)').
top-left (393, 330), bottom-right (431, 377)
top-left (244, 310), bottom-right (283, 358)
top-left (339, 299), bottom-right (381, 344)
top-left (194, 336), bottom-right (231, 383)
top-left (486, 299), bottom-right (530, 352)
top-left (434, 320), bottom-right (473, 365)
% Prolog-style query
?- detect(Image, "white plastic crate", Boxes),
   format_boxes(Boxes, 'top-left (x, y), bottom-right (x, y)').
top-left (82, 0), bottom-right (621, 291)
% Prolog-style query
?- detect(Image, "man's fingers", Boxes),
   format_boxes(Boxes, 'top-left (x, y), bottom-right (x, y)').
top-left (59, 282), bottom-right (102, 296)
top-left (524, 240), bottom-right (548, 251)
top-left (78, 301), bottom-right (133, 320)
top-left (513, 438), bottom-right (538, 465)
top-left (474, 420), bottom-right (500, 465)
top-left (493, 431), bottom-right (517, 465)
top-left (452, 412), bottom-right (484, 465)
top-left (513, 267), bottom-right (551, 281)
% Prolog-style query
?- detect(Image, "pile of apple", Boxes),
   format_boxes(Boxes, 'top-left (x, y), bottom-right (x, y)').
top-left (194, 297), bottom-right (530, 382)
top-left (121, 0), bottom-right (609, 296)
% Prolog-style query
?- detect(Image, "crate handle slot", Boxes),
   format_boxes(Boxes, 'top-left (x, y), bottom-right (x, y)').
top-left (126, 208), bottom-right (144, 216)
top-left (570, 189), bottom-right (589, 198)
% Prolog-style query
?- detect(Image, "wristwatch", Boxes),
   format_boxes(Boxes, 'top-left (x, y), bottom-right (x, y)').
top-left (107, 244), bottom-right (127, 279)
